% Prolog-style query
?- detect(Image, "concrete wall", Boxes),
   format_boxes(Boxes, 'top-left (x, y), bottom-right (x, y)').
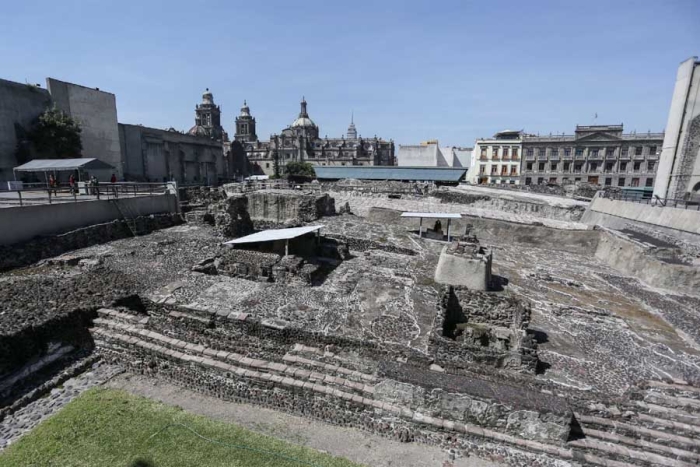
top-left (0, 80), bottom-right (52, 182)
top-left (0, 194), bottom-right (178, 246)
top-left (654, 57), bottom-right (700, 200)
top-left (595, 229), bottom-right (700, 297)
top-left (46, 78), bottom-right (123, 179)
top-left (397, 144), bottom-right (446, 166)
top-left (119, 123), bottom-right (227, 183)
top-left (582, 196), bottom-right (700, 244)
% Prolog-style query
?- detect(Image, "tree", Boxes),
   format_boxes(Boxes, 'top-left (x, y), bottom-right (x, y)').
top-left (28, 106), bottom-right (83, 159)
top-left (285, 161), bottom-right (316, 182)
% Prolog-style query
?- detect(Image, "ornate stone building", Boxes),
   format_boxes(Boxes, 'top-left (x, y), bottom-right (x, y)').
top-left (234, 98), bottom-right (395, 176)
top-left (520, 125), bottom-right (664, 189)
top-left (187, 89), bottom-right (228, 142)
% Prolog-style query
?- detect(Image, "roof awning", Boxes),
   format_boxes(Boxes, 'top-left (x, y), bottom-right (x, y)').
top-left (223, 225), bottom-right (324, 245)
top-left (313, 166), bottom-right (467, 182)
top-left (13, 158), bottom-right (115, 172)
top-left (401, 212), bottom-right (462, 219)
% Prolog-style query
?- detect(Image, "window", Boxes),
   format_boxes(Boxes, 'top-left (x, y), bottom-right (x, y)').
top-left (621, 147), bottom-right (628, 156)
top-left (537, 177), bottom-right (544, 185)
top-left (635, 146), bottom-right (643, 156)
top-left (551, 163), bottom-right (558, 171)
top-left (525, 177), bottom-right (532, 185)
top-left (633, 162), bottom-right (641, 171)
top-left (618, 177), bottom-right (625, 187)
top-left (574, 164), bottom-right (582, 172)
top-left (537, 147), bottom-right (546, 156)
top-left (510, 166), bottom-right (518, 175)
top-left (526, 162), bottom-right (533, 170)
top-left (538, 162), bottom-right (545, 171)
top-left (605, 162), bottom-right (614, 172)
top-left (509, 180), bottom-right (515, 185)
top-left (589, 162), bottom-right (598, 172)
top-left (620, 162), bottom-right (627, 171)
top-left (631, 178), bottom-right (640, 187)
top-left (605, 178), bottom-right (612, 186)
top-left (607, 147), bottom-right (616, 156)
top-left (563, 162), bottom-right (570, 171)
top-left (503, 147), bottom-right (509, 157)
top-left (491, 165), bottom-right (498, 174)
top-left (265, 163), bottom-right (269, 168)
top-left (645, 178), bottom-right (654, 187)
top-left (501, 165), bottom-right (508, 175)
top-left (647, 161), bottom-right (656, 171)
top-left (512, 148), bottom-right (519, 158)
top-left (526, 148), bottom-right (534, 156)
top-left (549, 177), bottom-right (557, 183)
top-left (575, 148), bottom-right (584, 156)
top-left (492, 146), bottom-right (499, 157)
top-left (549, 147), bottom-right (558, 156)
top-left (649, 145), bottom-right (657, 155)
top-left (575, 177), bottom-right (581, 182)
top-left (591, 148), bottom-right (599, 157)
top-left (564, 148), bottom-right (571, 157)
top-left (480, 146), bottom-right (487, 157)
top-left (480, 165), bottom-right (486, 174)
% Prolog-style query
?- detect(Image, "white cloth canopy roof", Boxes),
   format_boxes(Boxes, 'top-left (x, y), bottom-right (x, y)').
top-left (13, 158), bottom-right (115, 172)
top-left (401, 212), bottom-right (462, 219)
top-left (223, 225), bottom-right (324, 245)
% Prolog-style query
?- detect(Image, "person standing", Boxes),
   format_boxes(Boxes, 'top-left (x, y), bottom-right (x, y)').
top-left (69, 173), bottom-right (76, 195)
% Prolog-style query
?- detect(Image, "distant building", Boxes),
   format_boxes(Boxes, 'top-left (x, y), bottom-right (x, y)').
top-left (654, 56), bottom-right (700, 200)
top-left (187, 89), bottom-right (228, 142)
top-left (520, 125), bottom-right (663, 188)
top-left (397, 141), bottom-right (472, 167)
top-left (468, 130), bottom-right (523, 185)
top-left (0, 77), bottom-right (122, 181)
top-left (236, 98), bottom-right (395, 176)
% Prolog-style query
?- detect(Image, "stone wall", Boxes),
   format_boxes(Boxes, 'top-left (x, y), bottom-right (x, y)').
top-left (0, 213), bottom-right (181, 271)
top-left (246, 190), bottom-right (336, 226)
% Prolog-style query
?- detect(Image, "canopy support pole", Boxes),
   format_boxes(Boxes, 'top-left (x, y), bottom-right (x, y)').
top-left (447, 218), bottom-right (451, 242)
top-left (419, 217), bottom-right (423, 237)
top-left (285, 239), bottom-right (289, 257)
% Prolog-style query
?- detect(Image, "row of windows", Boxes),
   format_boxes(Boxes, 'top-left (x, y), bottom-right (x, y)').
top-left (479, 164), bottom-right (519, 175)
top-left (524, 160), bottom-right (656, 173)
top-left (480, 146), bottom-right (519, 157)
top-left (524, 145), bottom-right (658, 157)
top-left (525, 177), bottom-right (654, 187)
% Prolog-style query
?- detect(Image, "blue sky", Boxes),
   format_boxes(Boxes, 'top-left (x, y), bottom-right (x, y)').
top-left (1, 0), bottom-right (698, 146)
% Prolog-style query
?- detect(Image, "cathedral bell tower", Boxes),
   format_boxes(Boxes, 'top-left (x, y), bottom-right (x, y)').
top-left (234, 100), bottom-right (257, 143)
top-left (187, 88), bottom-right (226, 141)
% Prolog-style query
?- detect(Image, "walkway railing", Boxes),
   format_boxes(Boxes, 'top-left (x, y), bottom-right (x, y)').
top-left (0, 182), bottom-right (171, 207)
top-left (600, 191), bottom-right (700, 210)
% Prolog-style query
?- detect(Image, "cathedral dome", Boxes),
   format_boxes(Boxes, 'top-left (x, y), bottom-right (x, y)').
top-left (291, 116), bottom-right (316, 128)
top-left (187, 125), bottom-right (209, 137)
top-left (240, 100), bottom-right (251, 117)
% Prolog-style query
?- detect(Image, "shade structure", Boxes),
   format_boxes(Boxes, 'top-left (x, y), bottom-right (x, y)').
top-left (13, 158), bottom-right (115, 172)
top-left (223, 225), bottom-right (324, 245)
top-left (401, 212), bottom-right (462, 219)
top-left (313, 166), bottom-right (467, 183)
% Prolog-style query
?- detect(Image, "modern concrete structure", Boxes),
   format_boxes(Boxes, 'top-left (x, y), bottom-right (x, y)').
top-left (434, 241), bottom-right (493, 290)
top-left (468, 130), bottom-right (523, 185)
top-left (520, 125), bottom-right (663, 189)
top-left (237, 98), bottom-right (395, 176)
top-left (397, 141), bottom-right (472, 167)
top-left (653, 57), bottom-right (700, 201)
top-left (119, 124), bottom-right (230, 184)
top-left (47, 78), bottom-right (123, 179)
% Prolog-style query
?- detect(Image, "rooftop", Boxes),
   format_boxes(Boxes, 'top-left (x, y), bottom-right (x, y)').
top-left (314, 166), bottom-right (467, 182)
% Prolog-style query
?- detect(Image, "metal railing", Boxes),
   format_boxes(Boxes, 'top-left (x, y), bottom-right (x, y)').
top-left (600, 191), bottom-right (700, 210)
top-left (0, 182), bottom-right (170, 207)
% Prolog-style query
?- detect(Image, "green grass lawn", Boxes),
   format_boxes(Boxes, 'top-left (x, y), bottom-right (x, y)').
top-left (0, 388), bottom-right (362, 467)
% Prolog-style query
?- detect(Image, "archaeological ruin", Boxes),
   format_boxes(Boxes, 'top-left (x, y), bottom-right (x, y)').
top-left (1, 180), bottom-right (700, 467)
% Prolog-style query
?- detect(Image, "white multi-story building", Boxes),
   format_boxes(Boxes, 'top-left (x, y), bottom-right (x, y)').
top-left (468, 130), bottom-right (523, 184)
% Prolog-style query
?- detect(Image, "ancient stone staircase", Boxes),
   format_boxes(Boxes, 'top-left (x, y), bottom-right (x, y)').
top-left (90, 309), bottom-right (699, 467)
top-left (570, 380), bottom-right (700, 467)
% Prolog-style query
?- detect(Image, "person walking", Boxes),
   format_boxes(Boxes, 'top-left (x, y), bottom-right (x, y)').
top-left (110, 173), bottom-right (117, 197)
top-left (69, 173), bottom-right (76, 195)
top-left (48, 174), bottom-right (58, 196)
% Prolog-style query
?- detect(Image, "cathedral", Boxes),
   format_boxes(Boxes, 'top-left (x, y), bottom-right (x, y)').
top-left (187, 90), bottom-right (394, 179)
top-left (234, 97), bottom-right (395, 176)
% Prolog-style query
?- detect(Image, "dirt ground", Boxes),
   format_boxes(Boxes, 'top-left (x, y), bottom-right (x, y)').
top-left (106, 373), bottom-right (504, 467)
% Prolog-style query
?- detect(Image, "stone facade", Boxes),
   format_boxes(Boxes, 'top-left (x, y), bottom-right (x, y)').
top-left (520, 125), bottom-right (663, 190)
top-left (119, 123), bottom-right (230, 184)
top-left (235, 98), bottom-right (395, 176)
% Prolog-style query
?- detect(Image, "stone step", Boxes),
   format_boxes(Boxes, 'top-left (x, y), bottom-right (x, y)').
top-left (644, 392), bottom-right (700, 413)
top-left (93, 329), bottom-right (581, 463)
top-left (634, 401), bottom-right (700, 429)
top-left (645, 380), bottom-right (700, 395)
top-left (576, 414), bottom-right (699, 453)
top-left (91, 324), bottom-right (374, 397)
top-left (568, 437), bottom-right (697, 467)
top-left (282, 352), bottom-right (377, 386)
top-left (287, 343), bottom-right (376, 375)
top-left (96, 308), bottom-right (148, 326)
top-left (582, 427), bottom-right (700, 463)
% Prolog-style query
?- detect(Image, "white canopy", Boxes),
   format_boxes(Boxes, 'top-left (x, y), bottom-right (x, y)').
top-left (14, 158), bottom-right (114, 172)
top-left (223, 225), bottom-right (324, 245)
top-left (401, 212), bottom-right (461, 219)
